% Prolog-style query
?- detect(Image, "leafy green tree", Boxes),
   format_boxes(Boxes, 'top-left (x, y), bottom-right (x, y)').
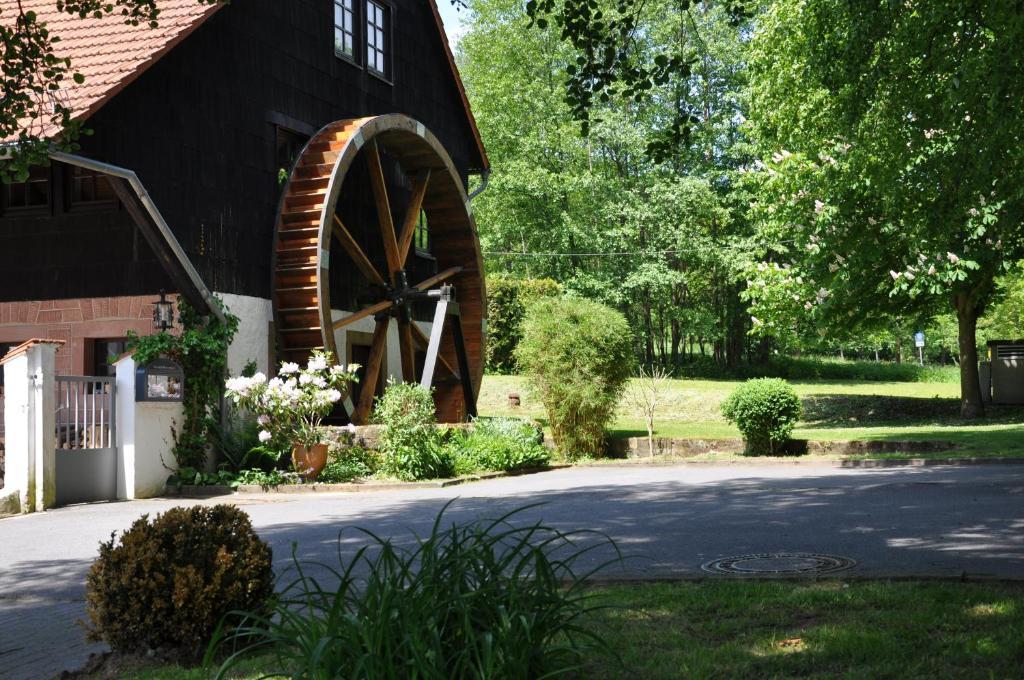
top-left (746, 0), bottom-right (1024, 417)
top-left (460, 0), bottom-right (756, 369)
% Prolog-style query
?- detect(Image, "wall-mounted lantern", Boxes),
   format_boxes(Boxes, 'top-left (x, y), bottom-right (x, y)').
top-left (135, 357), bottom-right (185, 402)
top-left (153, 290), bottom-right (175, 332)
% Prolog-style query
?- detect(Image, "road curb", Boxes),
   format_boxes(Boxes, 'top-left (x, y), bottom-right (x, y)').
top-left (575, 456), bottom-right (1024, 469)
top-left (164, 465), bottom-right (570, 498)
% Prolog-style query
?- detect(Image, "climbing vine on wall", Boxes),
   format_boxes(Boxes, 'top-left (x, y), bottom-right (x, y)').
top-left (128, 298), bottom-right (239, 469)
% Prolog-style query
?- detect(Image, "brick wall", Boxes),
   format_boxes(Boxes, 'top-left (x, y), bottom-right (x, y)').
top-left (0, 295), bottom-right (178, 376)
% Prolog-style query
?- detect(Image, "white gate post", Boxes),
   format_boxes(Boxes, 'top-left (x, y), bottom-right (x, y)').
top-left (0, 340), bottom-right (62, 514)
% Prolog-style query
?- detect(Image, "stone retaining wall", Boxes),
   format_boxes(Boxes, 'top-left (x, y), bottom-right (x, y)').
top-left (611, 436), bottom-right (957, 458)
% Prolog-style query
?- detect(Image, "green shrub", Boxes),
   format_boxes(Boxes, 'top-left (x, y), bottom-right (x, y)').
top-left (318, 444), bottom-right (378, 483)
top-left (486, 275), bottom-right (562, 373)
top-left (721, 378), bottom-right (803, 455)
top-left (516, 298), bottom-right (633, 458)
top-left (675, 354), bottom-right (960, 383)
top-left (373, 381), bottom-right (454, 480)
top-left (85, 505), bottom-right (273, 654)
top-left (208, 504), bottom-right (618, 678)
top-left (459, 417), bottom-right (550, 472)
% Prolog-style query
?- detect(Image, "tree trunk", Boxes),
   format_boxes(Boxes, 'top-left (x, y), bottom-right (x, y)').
top-left (954, 293), bottom-right (985, 419)
top-left (643, 299), bottom-right (655, 366)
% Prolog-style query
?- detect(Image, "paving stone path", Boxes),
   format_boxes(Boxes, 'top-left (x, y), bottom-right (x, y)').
top-left (1, 463), bottom-right (1022, 679)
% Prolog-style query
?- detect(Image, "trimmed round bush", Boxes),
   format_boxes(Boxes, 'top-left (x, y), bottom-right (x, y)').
top-left (85, 504), bottom-right (273, 653)
top-left (721, 378), bottom-right (803, 455)
top-left (515, 297), bottom-right (633, 458)
top-left (373, 381), bottom-right (454, 480)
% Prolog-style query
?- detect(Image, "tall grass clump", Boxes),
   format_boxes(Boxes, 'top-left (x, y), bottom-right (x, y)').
top-left (208, 504), bottom-right (620, 678)
top-left (452, 417), bottom-right (550, 473)
top-left (516, 297), bottom-right (633, 458)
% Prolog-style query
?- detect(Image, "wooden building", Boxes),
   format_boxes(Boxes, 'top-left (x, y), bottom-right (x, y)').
top-left (0, 0), bottom-right (489, 422)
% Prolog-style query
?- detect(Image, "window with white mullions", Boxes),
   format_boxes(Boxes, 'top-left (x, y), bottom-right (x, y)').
top-left (366, 0), bottom-right (389, 78)
top-left (334, 0), bottom-right (356, 60)
top-left (414, 209), bottom-right (430, 253)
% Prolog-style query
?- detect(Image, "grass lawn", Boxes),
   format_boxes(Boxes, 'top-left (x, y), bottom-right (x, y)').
top-left (479, 375), bottom-right (1024, 458)
top-left (126, 580), bottom-right (1024, 679)
top-left (583, 580), bottom-right (1024, 679)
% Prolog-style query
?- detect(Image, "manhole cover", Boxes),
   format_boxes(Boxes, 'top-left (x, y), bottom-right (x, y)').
top-left (702, 553), bottom-right (856, 576)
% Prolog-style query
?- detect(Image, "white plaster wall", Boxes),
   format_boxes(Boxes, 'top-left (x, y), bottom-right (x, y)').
top-left (0, 344), bottom-right (58, 513)
top-left (216, 292), bottom-right (274, 378)
top-left (30, 346), bottom-right (57, 510)
top-left (2, 354), bottom-right (29, 508)
top-left (115, 355), bottom-right (183, 499)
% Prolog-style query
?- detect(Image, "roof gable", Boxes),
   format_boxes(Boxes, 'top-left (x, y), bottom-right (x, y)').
top-left (3, 0), bottom-right (222, 140)
top-left (3, 0), bottom-right (488, 169)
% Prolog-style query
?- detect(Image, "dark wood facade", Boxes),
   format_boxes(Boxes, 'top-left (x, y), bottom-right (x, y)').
top-left (0, 0), bottom-right (483, 303)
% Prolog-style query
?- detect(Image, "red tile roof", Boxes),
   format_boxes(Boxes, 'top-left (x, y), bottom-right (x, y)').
top-left (2, 0), bottom-right (222, 140)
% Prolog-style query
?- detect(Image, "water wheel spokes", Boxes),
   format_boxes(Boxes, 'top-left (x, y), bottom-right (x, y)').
top-left (273, 115), bottom-right (486, 424)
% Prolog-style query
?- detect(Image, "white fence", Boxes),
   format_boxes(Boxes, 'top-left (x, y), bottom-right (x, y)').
top-left (55, 377), bottom-right (116, 450)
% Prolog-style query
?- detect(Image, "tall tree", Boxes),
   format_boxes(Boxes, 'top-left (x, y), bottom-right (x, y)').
top-left (459, 0), bottom-right (755, 368)
top-left (746, 0), bottom-right (1024, 416)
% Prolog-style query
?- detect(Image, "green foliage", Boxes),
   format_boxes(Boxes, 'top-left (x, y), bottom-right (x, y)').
top-left (460, 0), bottom-right (755, 372)
top-left (455, 417), bottom-right (550, 472)
top-left (516, 298), bottom-right (633, 457)
top-left (677, 355), bottom-right (958, 384)
top-left (747, 0), bottom-right (1024, 415)
top-left (129, 298), bottom-right (238, 470)
top-left (318, 444), bottom-right (379, 483)
top-left (85, 505), bottom-right (273, 654)
top-left (721, 378), bottom-right (803, 455)
top-left (166, 466), bottom-right (240, 489)
top-left (207, 503), bottom-right (619, 679)
top-left (373, 381), bottom-right (454, 480)
top-left (984, 262), bottom-right (1024, 341)
top-left (208, 411), bottom-right (281, 474)
top-left (485, 275), bottom-right (562, 373)
top-left (236, 468), bottom-right (295, 487)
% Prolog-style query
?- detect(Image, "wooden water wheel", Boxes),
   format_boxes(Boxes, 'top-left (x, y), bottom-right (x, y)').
top-left (272, 114), bottom-right (485, 423)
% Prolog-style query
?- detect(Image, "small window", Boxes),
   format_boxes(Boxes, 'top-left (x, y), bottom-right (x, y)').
top-left (91, 338), bottom-right (129, 378)
top-left (69, 166), bottom-right (116, 207)
top-left (414, 209), bottom-right (430, 253)
top-left (334, 0), bottom-right (356, 60)
top-left (2, 166), bottom-right (50, 214)
top-left (276, 126), bottom-right (310, 183)
top-left (366, 0), bottom-right (390, 78)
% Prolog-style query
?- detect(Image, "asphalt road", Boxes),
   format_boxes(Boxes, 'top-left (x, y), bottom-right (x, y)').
top-left (0, 463), bottom-right (1022, 678)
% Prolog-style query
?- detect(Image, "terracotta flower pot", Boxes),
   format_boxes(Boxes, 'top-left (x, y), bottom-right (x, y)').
top-left (291, 442), bottom-right (329, 481)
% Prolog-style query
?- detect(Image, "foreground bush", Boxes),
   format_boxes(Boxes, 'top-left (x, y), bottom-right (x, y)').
top-left (516, 298), bottom-right (633, 458)
top-left (208, 504), bottom-right (618, 678)
top-left (485, 275), bottom-right (563, 373)
top-left (374, 381), bottom-right (454, 480)
top-left (454, 417), bottom-right (550, 473)
top-left (85, 505), bottom-right (273, 653)
top-left (721, 378), bottom-right (803, 455)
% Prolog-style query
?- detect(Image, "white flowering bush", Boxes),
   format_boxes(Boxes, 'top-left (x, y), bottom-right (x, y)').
top-left (225, 351), bottom-right (359, 448)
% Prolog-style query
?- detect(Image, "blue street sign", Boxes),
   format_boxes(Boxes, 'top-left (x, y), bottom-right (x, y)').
top-left (914, 331), bottom-right (925, 348)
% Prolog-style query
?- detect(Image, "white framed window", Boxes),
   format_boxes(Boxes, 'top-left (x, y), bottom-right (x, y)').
top-left (334, 0), bottom-right (356, 60)
top-left (366, 0), bottom-right (389, 78)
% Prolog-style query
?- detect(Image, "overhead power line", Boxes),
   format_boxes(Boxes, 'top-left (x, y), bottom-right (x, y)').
top-left (483, 249), bottom-right (682, 257)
